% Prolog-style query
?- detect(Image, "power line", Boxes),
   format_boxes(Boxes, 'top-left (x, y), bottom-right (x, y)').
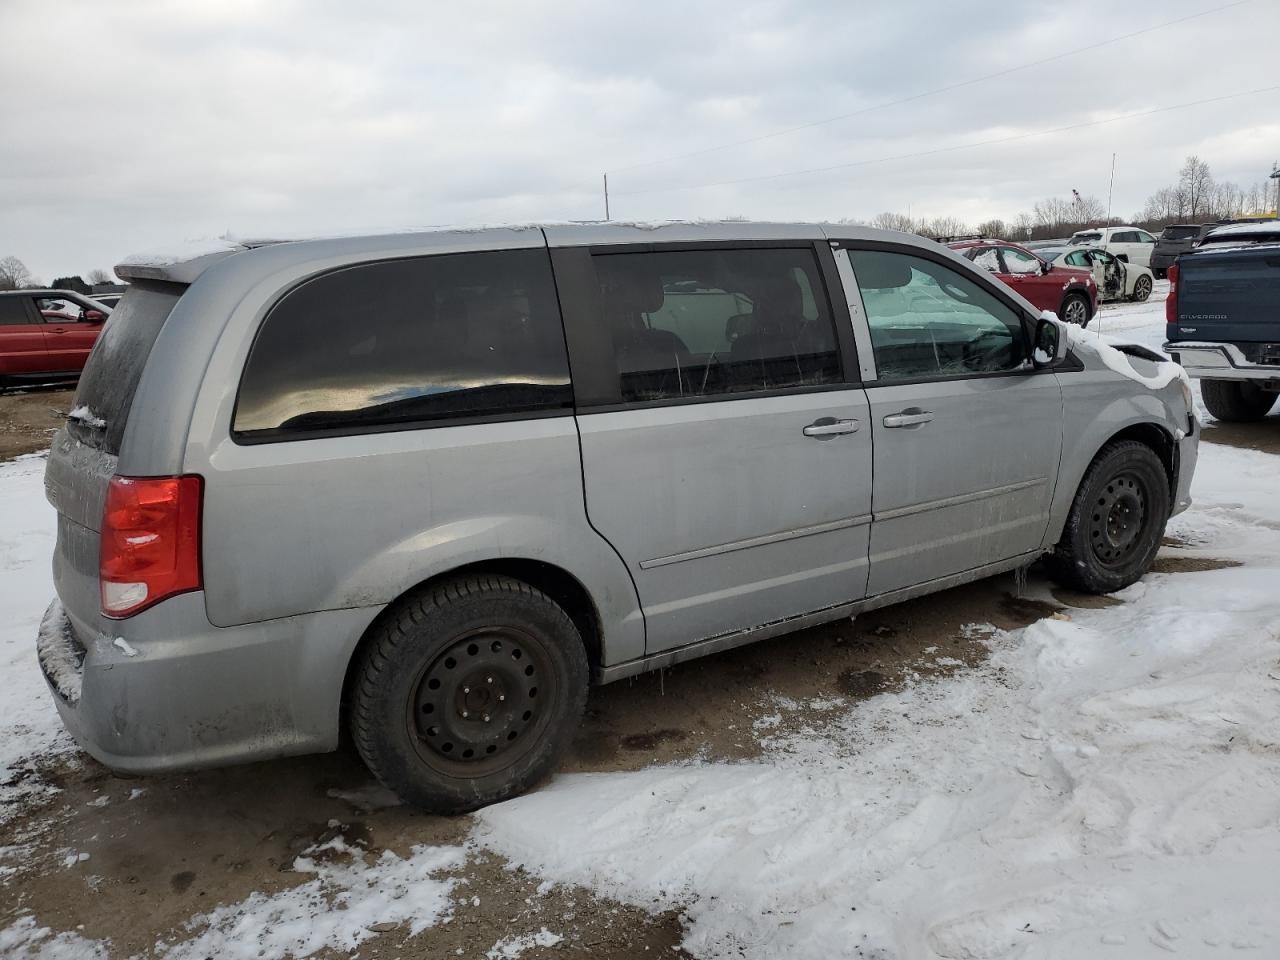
top-left (609, 0), bottom-right (1249, 175)
top-left (611, 84), bottom-right (1280, 198)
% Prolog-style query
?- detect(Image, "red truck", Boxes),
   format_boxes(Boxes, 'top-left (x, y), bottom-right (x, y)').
top-left (0, 289), bottom-right (111, 385)
top-left (947, 239), bottom-right (1098, 327)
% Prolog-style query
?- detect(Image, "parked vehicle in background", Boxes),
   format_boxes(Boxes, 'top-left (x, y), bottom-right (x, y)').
top-left (1023, 238), bottom-right (1070, 251)
top-left (1039, 245), bottom-right (1154, 303)
top-left (1151, 224), bottom-right (1216, 278)
top-left (0, 289), bottom-right (111, 385)
top-left (1069, 226), bottom-right (1157, 267)
top-left (1165, 220), bottom-right (1280, 422)
top-left (89, 283), bottom-right (127, 309)
top-left (38, 223), bottom-right (1196, 813)
top-left (948, 238), bottom-right (1098, 326)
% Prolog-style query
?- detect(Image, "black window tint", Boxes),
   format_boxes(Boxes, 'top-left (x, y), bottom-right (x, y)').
top-left (0, 298), bottom-right (31, 325)
top-left (235, 250), bottom-right (572, 438)
top-left (69, 281), bottom-right (185, 453)
top-left (594, 248), bottom-right (840, 403)
top-left (849, 250), bottom-right (1027, 382)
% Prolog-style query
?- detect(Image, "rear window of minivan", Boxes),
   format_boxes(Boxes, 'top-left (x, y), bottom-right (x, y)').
top-left (67, 280), bottom-right (185, 454)
top-left (233, 248), bottom-right (573, 439)
top-left (1161, 226), bottom-right (1200, 240)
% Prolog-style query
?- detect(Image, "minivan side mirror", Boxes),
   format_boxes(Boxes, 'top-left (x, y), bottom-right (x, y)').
top-left (1040, 259), bottom-right (1053, 274)
top-left (1032, 315), bottom-right (1069, 369)
top-left (83, 309), bottom-right (106, 323)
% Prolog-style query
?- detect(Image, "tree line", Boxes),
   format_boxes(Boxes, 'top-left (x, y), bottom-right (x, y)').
top-left (0, 258), bottom-right (115, 292)
top-left (861, 155), bottom-right (1277, 241)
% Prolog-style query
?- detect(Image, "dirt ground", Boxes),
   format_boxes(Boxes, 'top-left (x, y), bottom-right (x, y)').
top-left (0, 385), bottom-right (75, 461)
top-left (0, 388), bottom-right (1270, 957)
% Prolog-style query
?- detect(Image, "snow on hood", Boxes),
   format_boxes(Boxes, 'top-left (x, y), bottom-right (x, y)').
top-left (1049, 311), bottom-right (1187, 390)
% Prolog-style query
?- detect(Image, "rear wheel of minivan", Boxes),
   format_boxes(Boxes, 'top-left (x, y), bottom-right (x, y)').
top-left (351, 575), bottom-right (589, 813)
top-left (1045, 440), bottom-right (1170, 594)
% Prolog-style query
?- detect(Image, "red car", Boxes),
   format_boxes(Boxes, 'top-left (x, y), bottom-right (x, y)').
top-left (948, 239), bottom-right (1098, 327)
top-left (0, 289), bottom-right (110, 385)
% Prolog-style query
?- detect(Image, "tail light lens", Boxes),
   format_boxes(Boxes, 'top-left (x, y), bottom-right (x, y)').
top-left (100, 475), bottom-right (203, 617)
top-left (1165, 264), bottom-right (1179, 326)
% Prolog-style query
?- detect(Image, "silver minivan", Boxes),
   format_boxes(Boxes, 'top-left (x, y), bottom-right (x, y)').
top-left (39, 222), bottom-right (1198, 812)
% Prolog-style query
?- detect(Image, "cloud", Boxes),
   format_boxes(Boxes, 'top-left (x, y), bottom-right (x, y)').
top-left (1, 0), bottom-right (1276, 279)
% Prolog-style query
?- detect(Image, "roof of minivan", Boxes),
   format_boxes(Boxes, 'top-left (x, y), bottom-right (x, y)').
top-left (113, 221), bottom-right (945, 286)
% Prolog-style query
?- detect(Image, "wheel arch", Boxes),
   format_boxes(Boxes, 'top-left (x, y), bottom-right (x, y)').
top-left (339, 558), bottom-right (607, 729)
top-left (1046, 418), bottom-right (1177, 549)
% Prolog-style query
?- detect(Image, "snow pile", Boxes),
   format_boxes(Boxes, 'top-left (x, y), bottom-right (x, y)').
top-left (477, 441), bottom-right (1280, 958)
top-left (0, 455), bottom-right (73, 822)
top-left (162, 829), bottom-right (465, 959)
top-left (485, 927), bottom-right (563, 959)
top-left (0, 915), bottom-right (108, 959)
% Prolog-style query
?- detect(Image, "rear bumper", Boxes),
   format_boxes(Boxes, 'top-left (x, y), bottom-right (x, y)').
top-left (1164, 342), bottom-right (1280, 383)
top-left (37, 593), bottom-right (378, 775)
top-left (1150, 253), bottom-right (1179, 270)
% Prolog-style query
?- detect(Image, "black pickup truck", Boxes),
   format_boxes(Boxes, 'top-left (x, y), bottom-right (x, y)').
top-left (1164, 221), bottom-right (1280, 421)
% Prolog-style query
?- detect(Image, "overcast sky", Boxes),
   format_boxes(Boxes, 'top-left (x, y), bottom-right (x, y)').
top-left (3, 0), bottom-right (1278, 282)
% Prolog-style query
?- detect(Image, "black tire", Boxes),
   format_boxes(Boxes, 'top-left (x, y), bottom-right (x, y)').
top-left (1060, 292), bottom-right (1091, 327)
top-left (351, 575), bottom-right (589, 813)
top-left (1200, 379), bottom-right (1277, 423)
top-left (1154, 268), bottom-right (1167, 280)
top-left (1045, 440), bottom-right (1170, 594)
top-left (1130, 275), bottom-right (1152, 302)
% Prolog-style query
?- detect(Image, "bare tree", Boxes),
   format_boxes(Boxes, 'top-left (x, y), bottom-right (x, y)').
top-left (1070, 193), bottom-right (1107, 223)
top-left (869, 211), bottom-right (917, 233)
top-left (918, 215), bottom-right (971, 239)
top-left (1142, 186), bottom-right (1184, 221)
top-left (976, 218), bottom-right (1008, 239)
top-left (1178, 155), bottom-right (1215, 220)
top-left (1012, 211), bottom-right (1036, 240)
top-left (1032, 196), bottom-right (1071, 230)
top-left (0, 256), bottom-right (36, 291)
top-left (86, 268), bottom-right (115, 285)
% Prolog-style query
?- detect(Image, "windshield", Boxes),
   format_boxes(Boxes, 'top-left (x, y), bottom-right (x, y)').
top-left (1161, 226), bottom-right (1200, 240)
top-left (1071, 232), bottom-right (1102, 244)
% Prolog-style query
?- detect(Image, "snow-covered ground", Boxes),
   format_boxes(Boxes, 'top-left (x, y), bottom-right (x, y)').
top-left (3, 288), bottom-right (1280, 957)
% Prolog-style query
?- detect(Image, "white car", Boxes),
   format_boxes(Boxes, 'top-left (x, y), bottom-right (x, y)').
top-left (1040, 245), bottom-right (1154, 303)
top-left (1068, 226), bottom-right (1157, 267)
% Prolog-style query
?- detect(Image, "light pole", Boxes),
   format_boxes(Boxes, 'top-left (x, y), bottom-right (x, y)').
top-left (1270, 163), bottom-right (1279, 217)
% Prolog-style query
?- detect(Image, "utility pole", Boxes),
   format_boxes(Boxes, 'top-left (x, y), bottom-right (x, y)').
top-left (603, 173), bottom-right (610, 222)
top-left (1106, 153), bottom-right (1116, 225)
top-left (1270, 162), bottom-right (1279, 217)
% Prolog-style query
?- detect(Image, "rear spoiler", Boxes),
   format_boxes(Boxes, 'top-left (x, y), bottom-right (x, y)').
top-left (115, 237), bottom-right (283, 285)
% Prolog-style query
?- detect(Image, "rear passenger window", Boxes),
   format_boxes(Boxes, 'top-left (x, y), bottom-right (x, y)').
top-left (0, 298), bottom-right (31, 325)
top-left (234, 249), bottom-right (572, 438)
top-left (849, 250), bottom-right (1027, 382)
top-left (594, 248), bottom-right (840, 403)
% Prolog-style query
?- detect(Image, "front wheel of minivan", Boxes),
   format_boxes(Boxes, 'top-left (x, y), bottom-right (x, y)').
top-left (1044, 440), bottom-right (1170, 595)
top-left (351, 575), bottom-right (589, 813)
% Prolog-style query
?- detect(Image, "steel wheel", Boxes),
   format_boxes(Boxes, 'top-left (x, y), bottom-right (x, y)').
top-left (1132, 275), bottom-right (1152, 302)
top-left (1088, 472), bottom-right (1148, 567)
top-left (1062, 295), bottom-right (1089, 325)
top-left (408, 625), bottom-right (556, 777)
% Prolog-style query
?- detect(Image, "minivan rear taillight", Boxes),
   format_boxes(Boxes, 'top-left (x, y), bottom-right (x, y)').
top-left (100, 475), bottom-right (203, 617)
top-left (1165, 264), bottom-right (1179, 326)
